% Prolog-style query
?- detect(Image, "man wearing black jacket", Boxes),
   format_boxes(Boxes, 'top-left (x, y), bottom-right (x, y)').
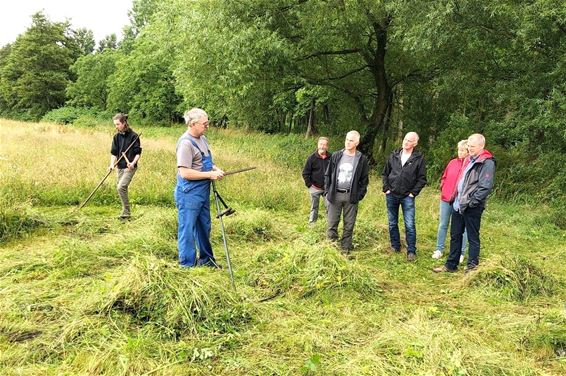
top-left (382, 132), bottom-right (427, 261)
top-left (302, 137), bottom-right (331, 224)
top-left (325, 131), bottom-right (369, 254)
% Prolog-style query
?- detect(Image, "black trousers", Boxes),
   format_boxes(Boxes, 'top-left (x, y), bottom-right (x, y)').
top-left (446, 206), bottom-right (484, 270)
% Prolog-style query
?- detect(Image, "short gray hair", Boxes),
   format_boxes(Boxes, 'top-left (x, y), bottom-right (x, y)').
top-left (183, 108), bottom-right (208, 126)
top-left (346, 130), bottom-right (360, 142)
top-left (468, 133), bottom-right (486, 147)
top-left (405, 131), bottom-right (419, 142)
top-left (457, 139), bottom-right (468, 149)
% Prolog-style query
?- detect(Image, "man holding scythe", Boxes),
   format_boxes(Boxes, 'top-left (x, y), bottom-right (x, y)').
top-left (175, 108), bottom-right (225, 268)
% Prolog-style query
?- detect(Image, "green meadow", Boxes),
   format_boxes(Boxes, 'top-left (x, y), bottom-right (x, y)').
top-left (0, 119), bottom-right (565, 375)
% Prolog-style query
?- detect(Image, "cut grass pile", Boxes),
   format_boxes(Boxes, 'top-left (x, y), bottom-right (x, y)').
top-left (97, 255), bottom-right (253, 336)
top-left (247, 242), bottom-right (382, 299)
top-left (464, 255), bottom-right (560, 301)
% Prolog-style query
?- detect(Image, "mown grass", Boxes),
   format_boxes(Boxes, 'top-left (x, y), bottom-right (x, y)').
top-left (0, 119), bottom-right (565, 375)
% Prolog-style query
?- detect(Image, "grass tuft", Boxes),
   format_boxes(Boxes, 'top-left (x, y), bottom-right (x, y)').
top-left (96, 255), bottom-right (253, 335)
top-left (0, 205), bottom-right (47, 242)
top-left (224, 209), bottom-right (280, 241)
top-left (464, 256), bottom-right (560, 301)
top-left (247, 242), bottom-right (382, 299)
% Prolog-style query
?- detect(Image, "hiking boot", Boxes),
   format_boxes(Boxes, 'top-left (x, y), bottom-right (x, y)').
top-left (407, 253), bottom-right (416, 262)
top-left (432, 250), bottom-right (443, 259)
top-left (464, 264), bottom-right (478, 274)
top-left (432, 265), bottom-right (457, 273)
top-left (388, 247), bottom-right (400, 254)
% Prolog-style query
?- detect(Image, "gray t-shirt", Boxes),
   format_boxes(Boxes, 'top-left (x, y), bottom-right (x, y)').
top-left (177, 132), bottom-right (210, 172)
top-left (337, 153), bottom-right (355, 190)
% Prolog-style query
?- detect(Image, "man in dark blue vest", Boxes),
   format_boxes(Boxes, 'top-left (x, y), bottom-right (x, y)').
top-left (174, 108), bottom-right (224, 268)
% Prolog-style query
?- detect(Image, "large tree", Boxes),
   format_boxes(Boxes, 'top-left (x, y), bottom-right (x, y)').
top-left (106, 23), bottom-right (181, 121)
top-left (0, 12), bottom-right (81, 119)
top-left (66, 51), bottom-right (119, 110)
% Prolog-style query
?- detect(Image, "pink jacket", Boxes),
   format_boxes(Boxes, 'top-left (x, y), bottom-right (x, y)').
top-left (440, 157), bottom-right (465, 202)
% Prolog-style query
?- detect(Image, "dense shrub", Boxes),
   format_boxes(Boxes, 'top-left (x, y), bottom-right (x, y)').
top-left (41, 106), bottom-right (109, 125)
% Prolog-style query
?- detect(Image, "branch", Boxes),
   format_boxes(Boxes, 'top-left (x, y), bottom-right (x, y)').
top-left (304, 78), bottom-right (369, 123)
top-left (320, 65), bottom-right (369, 82)
top-left (390, 67), bottom-right (442, 87)
top-left (277, 0), bottom-right (309, 13)
top-left (300, 49), bottom-right (361, 61)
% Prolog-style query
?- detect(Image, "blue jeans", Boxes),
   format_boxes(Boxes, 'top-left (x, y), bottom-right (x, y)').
top-left (436, 200), bottom-right (467, 255)
top-left (446, 206), bottom-right (484, 269)
top-left (386, 194), bottom-right (416, 254)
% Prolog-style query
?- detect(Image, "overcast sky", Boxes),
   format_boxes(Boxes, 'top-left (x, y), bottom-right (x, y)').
top-left (0, 0), bottom-right (133, 47)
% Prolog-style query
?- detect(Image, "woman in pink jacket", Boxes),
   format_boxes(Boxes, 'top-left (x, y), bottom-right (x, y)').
top-left (432, 140), bottom-right (469, 261)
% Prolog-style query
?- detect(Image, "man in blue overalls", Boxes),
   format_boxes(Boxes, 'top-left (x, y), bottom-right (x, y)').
top-left (175, 108), bottom-right (225, 268)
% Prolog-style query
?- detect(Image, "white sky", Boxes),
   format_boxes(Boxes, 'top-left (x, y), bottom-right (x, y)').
top-left (0, 0), bottom-right (133, 47)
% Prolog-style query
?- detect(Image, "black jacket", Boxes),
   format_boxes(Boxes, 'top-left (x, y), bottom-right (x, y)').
top-left (302, 150), bottom-right (331, 188)
top-left (111, 129), bottom-right (142, 169)
top-left (382, 148), bottom-right (427, 197)
top-left (325, 150), bottom-right (369, 204)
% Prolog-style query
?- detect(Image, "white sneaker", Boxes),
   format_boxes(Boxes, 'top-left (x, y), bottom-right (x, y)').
top-left (459, 255), bottom-right (465, 263)
top-left (432, 250), bottom-right (443, 259)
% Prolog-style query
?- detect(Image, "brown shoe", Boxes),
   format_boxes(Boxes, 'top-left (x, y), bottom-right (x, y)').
top-left (432, 265), bottom-right (456, 273)
top-left (407, 253), bottom-right (416, 262)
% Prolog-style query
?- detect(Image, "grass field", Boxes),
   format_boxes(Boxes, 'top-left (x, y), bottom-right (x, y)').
top-left (0, 119), bottom-right (565, 375)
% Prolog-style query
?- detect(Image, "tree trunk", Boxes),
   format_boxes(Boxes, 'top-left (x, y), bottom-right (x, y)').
top-left (358, 21), bottom-right (391, 165)
top-left (305, 97), bottom-right (317, 138)
top-left (381, 91), bottom-right (394, 155)
top-left (397, 84), bottom-right (404, 142)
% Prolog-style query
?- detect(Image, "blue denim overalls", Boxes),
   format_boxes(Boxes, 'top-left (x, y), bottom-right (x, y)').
top-left (174, 135), bottom-right (216, 267)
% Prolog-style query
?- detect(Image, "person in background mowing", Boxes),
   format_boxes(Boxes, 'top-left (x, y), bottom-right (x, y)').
top-left (109, 113), bottom-right (141, 219)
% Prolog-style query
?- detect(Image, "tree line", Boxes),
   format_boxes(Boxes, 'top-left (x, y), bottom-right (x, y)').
top-left (0, 0), bottom-right (564, 214)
